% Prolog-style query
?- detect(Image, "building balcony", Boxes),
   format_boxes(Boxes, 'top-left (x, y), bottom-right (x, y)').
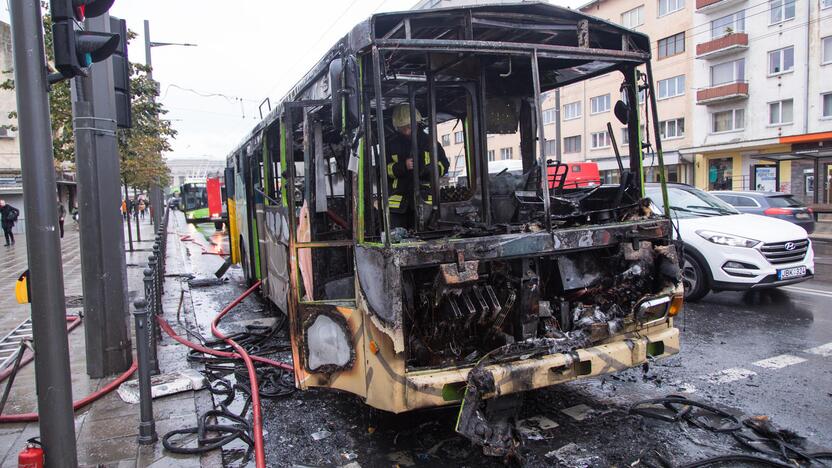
top-left (696, 33), bottom-right (748, 59)
top-left (696, 82), bottom-right (749, 105)
top-left (696, 0), bottom-right (746, 13)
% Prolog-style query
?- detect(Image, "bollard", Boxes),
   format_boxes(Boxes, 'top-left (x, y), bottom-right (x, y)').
top-left (142, 268), bottom-right (159, 374)
top-left (152, 244), bottom-right (163, 314)
top-left (133, 298), bottom-right (158, 445)
top-left (152, 243), bottom-right (162, 298)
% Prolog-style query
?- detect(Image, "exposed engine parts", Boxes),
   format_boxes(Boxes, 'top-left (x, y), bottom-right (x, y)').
top-left (404, 240), bottom-right (680, 370)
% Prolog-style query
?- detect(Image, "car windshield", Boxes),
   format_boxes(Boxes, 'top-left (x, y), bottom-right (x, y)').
top-left (647, 186), bottom-right (739, 218)
top-left (767, 195), bottom-right (803, 208)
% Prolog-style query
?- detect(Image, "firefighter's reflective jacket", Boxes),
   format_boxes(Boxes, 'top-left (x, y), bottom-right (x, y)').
top-left (385, 130), bottom-right (449, 213)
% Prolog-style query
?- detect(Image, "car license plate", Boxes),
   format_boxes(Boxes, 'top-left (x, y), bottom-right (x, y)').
top-left (778, 266), bottom-right (806, 280)
top-left (795, 212), bottom-right (811, 220)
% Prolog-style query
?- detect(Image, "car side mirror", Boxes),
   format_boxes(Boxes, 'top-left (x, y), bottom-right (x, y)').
top-left (614, 100), bottom-right (629, 125)
top-left (329, 56), bottom-right (360, 132)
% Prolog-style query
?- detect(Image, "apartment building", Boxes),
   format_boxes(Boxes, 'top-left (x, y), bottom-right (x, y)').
top-left (687, 0), bottom-right (832, 201)
top-left (569, 0), bottom-right (695, 184)
top-left (436, 0), bottom-right (697, 185)
top-left (429, 0), bottom-right (831, 199)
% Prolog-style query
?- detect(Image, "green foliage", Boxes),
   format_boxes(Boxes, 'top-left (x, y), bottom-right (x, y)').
top-left (2, 5), bottom-right (174, 187)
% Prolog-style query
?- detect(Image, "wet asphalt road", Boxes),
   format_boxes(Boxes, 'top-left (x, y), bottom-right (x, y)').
top-left (183, 223), bottom-right (832, 467)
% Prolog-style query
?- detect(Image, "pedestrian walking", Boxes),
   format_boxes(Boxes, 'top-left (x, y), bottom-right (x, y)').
top-left (138, 199), bottom-right (146, 219)
top-left (0, 199), bottom-right (20, 246)
top-left (121, 199), bottom-right (127, 220)
top-left (57, 198), bottom-right (66, 238)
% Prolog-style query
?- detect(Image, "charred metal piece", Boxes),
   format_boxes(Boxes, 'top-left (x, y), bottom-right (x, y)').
top-left (456, 367), bottom-right (521, 460)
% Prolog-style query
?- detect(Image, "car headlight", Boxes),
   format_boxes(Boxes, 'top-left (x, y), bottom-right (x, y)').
top-left (696, 230), bottom-right (760, 248)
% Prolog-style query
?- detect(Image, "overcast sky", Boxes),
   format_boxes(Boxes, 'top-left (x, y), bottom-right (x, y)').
top-left (3, 0), bottom-right (584, 164)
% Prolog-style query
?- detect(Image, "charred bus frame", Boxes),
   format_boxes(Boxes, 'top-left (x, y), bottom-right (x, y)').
top-left (225, 2), bottom-right (681, 438)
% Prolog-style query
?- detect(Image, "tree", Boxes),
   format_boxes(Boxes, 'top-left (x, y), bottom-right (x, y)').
top-left (1, 5), bottom-right (174, 187)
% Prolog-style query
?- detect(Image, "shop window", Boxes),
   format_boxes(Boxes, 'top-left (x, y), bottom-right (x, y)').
top-left (708, 158), bottom-right (733, 190)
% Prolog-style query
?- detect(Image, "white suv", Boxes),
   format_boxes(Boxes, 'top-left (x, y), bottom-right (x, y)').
top-left (646, 183), bottom-right (814, 301)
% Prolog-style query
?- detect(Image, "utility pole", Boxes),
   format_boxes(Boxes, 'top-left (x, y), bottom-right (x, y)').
top-left (143, 20), bottom-right (197, 227)
top-left (73, 12), bottom-right (133, 378)
top-left (8, 0), bottom-right (77, 464)
top-left (144, 20), bottom-right (163, 228)
top-left (124, 180), bottom-right (133, 252)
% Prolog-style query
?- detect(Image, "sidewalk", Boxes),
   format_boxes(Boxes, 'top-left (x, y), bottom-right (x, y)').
top-left (0, 213), bottom-right (218, 467)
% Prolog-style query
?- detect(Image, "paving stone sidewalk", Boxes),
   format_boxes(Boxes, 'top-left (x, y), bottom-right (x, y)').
top-left (0, 213), bottom-right (219, 467)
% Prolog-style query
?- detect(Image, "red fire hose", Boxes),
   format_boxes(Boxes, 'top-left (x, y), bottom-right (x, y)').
top-left (210, 281), bottom-right (266, 468)
top-left (155, 280), bottom-right (290, 468)
top-left (0, 361), bottom-right (137, 423)
top-left (0, 316), bottom-right (81, 383)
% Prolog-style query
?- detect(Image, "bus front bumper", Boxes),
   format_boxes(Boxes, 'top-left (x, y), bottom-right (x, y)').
top-left (403, 325), bottom-right (679, 411)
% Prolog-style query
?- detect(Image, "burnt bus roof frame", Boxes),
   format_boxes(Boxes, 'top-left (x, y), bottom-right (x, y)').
top-left (229, 2), bottom-right (654, 161)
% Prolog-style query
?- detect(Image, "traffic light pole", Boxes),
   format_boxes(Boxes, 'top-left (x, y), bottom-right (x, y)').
top-left (73, 12), bottom-right (133, 378)
top-left (144, 20), bottom-right (163, 228)
top-left (8, 0), bottom-right (78, 464)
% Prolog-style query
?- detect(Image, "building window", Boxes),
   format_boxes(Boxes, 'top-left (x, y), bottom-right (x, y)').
top-left (708, 157), bottom-right (734, 190)
top-left (658, 32), bottom-right (685, 59)
top-left (544, 139), bottom-right (557, 156)
top-left (590, 94), bottom-right (611, 114)
top-left (564, 135), bottom-right (581, 153)
top-left (658, 75), bottom-right (685, 99)
top-left (823, 36), bottom-right (832, 65)
top-left (542, 108), bottom-right (557, 124)
top-left (487, 149), bottom-right (496, 161)
top-left (591, 131), bottom-right (610, 149)
top-left (710, 58), bottom-right (745, 86)
top-left (823, 93), bottom-right (832, 118)
top-left (769, 0), bottom-right (795, 24)
top-left (621, 125), bottom-right (645, 144)
top-left (768, 46), bottom-right (794, 75)
top-left (660, 118), bottom-right (685, 139)
top-left (659, 0), bottom-right (684, 16)
top-left (441, 134), bottom-right (450, 146)
top-left (563, 101), bottom-right (582, 120)
top-left (621, 5), bottom-right (644, 28)
top-left (712, 108), bottom-right (745, 133)
top-left (711, 10), bottom-right (745, 39)
top-left (622, 88), bottom-right (646, 105)
top-left (500, 147), bottom-right (513, 160)
top-left (453, 131), bottom-right (464, 144)
top-left (768, 99), bottom-right (793, 125)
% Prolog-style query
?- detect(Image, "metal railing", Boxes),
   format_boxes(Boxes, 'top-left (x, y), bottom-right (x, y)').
top-left (134, 205), bottom-right (170, 445)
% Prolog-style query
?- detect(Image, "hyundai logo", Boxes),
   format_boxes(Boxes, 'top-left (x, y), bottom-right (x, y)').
top-left (784, 242), bottom-right (796, 251)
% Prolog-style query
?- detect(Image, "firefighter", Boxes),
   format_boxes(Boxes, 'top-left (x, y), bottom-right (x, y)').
top-left (385, 103), bottom-right (449, 229)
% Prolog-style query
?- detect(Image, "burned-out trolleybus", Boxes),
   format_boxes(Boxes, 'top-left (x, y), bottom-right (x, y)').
top-left (226, 3), bottom-right (683, 456)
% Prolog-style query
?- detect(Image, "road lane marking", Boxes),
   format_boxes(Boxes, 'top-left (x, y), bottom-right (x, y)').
top-left (804, 342), bottom-right (832, 357)
top-left (704, 367), bottom-right (756, 384)
top-left (782, 286), bottom-right (832, 298)
top-left (751, 354), bottom-right (807, 369)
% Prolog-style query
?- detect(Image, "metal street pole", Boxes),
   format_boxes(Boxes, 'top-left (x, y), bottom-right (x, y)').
top-left (143, 20), bottom-right (196, 228)
top-left (144, 20), bottom-right (163, 228)
top-left (73, 13), bottom-right (133, 378)
top-left (8, 0), bottom-right (77, 464)
top-left (124, 180), bottom-right (134, 252)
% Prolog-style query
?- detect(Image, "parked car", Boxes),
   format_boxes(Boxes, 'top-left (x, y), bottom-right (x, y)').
top-left (646, 183), bottom-right (814, 301)
top-left (710, 191), bottom-right (815, 234)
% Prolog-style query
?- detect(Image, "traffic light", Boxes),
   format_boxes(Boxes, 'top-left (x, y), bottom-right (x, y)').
top-left (109, 16), bottom-right (131, 128)
top-left (50, 0), bottom-right (119, 82)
